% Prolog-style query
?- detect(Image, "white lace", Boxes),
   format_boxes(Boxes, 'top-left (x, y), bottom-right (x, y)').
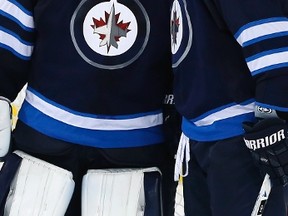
top-left (174, 133), bottom-right (190, 181)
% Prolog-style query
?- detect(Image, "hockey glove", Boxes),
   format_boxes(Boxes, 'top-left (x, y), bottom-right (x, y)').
top-left (243, 118), bottom-right (288, 186)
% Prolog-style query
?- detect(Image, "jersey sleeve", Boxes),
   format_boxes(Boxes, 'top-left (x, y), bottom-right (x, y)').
top-left (0, 0), bottom-right (36, 101)
top-left (215, 0), bottom-right (288, 112)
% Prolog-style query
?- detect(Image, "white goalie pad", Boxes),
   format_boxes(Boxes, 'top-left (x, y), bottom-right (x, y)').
top-left (82, 167), bottom-right (161, 216)
top-left (0, 98), bottom-right (11, 158)
top-left (4, 150), bottom-right (75, 216)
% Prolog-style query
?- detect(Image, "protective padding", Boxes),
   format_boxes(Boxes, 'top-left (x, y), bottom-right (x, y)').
top-left (4, 150), bottom-right (75, 216)
top-left (82, 167), bottom-right (161, 216)
top-left (0, 99), bottom-right (11, 157)
top-left (0, 153), bottom-right (22, 215)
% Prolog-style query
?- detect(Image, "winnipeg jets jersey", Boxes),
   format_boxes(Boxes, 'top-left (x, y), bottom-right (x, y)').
top-left (0, 0), bottom-right (172, 148)
top-left (170, 0), bottom-right (288, 141)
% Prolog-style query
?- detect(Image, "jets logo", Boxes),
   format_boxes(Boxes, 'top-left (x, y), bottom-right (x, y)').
top-left (71, 0), bottom-right (149, 69)
top-left (170, 0), bottom-right (192, 68)
top-left (171, 0), bottom-right (182, 55)
top-left (84, 2), bottom-right (135, 56)
top-left (89, 5), bottom-right (131, 54)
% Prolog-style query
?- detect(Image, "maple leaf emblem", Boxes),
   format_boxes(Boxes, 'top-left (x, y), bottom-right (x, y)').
top-left (91, 4), bottom-right (131, 53)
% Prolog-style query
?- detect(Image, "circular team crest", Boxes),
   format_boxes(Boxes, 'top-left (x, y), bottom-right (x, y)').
top-left (170, 0), bottom-right (192, 68)
top-left (70, 0), bottom-right (150, 69)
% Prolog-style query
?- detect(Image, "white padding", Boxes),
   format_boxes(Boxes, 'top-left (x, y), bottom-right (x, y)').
top-left (0, 99), bottom-right (11, 157)
top-left (4, 150), bottom-right (75, 216)
top-left (82, 167), bottom-right (160, 216)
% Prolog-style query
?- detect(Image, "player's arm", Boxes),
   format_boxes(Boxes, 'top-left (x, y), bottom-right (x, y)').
top-left (213, 0), bottom-right (288, 108)
top-left (0, 0), bottom-right (36, 100)
top-left (0, 0), bottom-right (36, 157)
top-left (211, 0), bottom-right (288, 186)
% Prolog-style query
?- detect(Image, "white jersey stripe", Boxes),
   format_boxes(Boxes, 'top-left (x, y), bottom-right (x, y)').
top-left (194, 102), bottom-right (255, 126)
top-left (0, 29), bottom-right (33, 58)
top-left (247, 50), bottom-right (288, 75)
top-left (236, 19), bottom-right (288, 47)
top-left (25, 89), bottom-right (163, 131)
top-left (0, 0), bottom-right (34, 29)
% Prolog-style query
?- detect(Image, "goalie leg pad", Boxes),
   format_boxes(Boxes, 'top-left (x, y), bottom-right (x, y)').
top-left (81, 167), bottom-right (162, 216)
top-left (4, 150), bottom-right (75, 216)
top-left (143, 170), bottom-right (162, 216)
top-left (0, 153), bottom-right (22, 215)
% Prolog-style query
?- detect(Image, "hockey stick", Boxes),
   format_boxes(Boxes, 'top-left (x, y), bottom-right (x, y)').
top-left (251, 174), bottom-right (272, 216)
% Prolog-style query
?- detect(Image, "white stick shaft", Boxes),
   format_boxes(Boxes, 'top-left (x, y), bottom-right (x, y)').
top-left (251, 174), bottom-right (272, 216)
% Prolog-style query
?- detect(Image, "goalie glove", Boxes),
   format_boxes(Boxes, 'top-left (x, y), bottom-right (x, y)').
top-left (0, 97), bottom-right (11, 158)
top-left (243, 118), bottom-right (288, 186)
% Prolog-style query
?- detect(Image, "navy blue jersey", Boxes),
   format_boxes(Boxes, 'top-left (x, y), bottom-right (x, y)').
top-left (0, 0), bottom-right (172, 148)
top-left (170, 0), bottom-right (288, 141)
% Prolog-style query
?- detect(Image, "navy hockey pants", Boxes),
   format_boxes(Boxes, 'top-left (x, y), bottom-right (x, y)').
top-left (182, 135), bottom-right (288, 216)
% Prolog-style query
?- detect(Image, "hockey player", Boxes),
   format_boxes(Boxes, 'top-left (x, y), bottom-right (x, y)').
top-left (171, 0), bottom-right (288, 215)
top-left (0, 0), bottom-right (177, 215)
